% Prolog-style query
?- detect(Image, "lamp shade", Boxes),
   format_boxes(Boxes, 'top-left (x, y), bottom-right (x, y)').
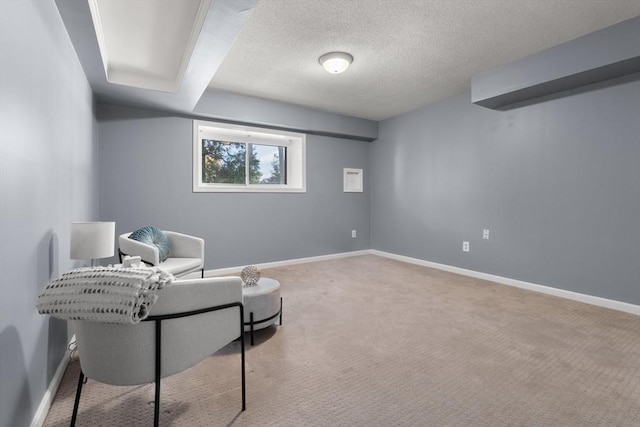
top-left (319, 52), bottom-right (353, 74)
top-left (70, 222), bottom-right (115, 260)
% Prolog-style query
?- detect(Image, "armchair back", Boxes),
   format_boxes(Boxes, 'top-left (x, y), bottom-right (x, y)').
top-left (72, 276), bottom-right (243, 386)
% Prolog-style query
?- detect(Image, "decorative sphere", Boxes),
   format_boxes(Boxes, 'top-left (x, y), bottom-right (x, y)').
top-left (241, 265), bottom-right (261, 286)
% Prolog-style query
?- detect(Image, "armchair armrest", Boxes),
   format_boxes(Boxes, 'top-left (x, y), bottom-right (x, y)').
top-left (118, 233), bottom-right (160, 265)
top-left (165, 231), bottom-right (205, 260)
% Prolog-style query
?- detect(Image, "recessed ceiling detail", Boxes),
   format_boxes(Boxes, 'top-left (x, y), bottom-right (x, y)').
top-left (88, 0), bottom-right (211, 93)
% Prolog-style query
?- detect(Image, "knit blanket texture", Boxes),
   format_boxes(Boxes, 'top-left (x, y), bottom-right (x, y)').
top-left (37, 266), bottom-right (174, 324)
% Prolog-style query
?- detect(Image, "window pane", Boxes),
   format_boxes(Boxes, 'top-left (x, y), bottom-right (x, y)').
top-left (194, 120), bottom-right (305, 193)
top-left (201, 139), bottom-right (246, 184)
top-left (252, 144), bottom-right (286, 185)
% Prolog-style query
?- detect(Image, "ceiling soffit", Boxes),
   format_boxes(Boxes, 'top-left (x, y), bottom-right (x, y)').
top-left (55, 0), bottom-right (258, 112)
top-left (88, 0), bottom-right (210, 93)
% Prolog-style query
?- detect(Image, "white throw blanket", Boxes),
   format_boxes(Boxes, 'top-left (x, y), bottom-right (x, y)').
top-left (37, 266), bottom-right (174, 324)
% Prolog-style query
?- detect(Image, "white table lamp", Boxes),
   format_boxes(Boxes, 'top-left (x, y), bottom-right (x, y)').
top-left (70, 222), bottom-right (115, 266)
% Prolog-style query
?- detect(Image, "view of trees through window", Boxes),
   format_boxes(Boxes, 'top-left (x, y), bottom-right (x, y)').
top-left (202, 139), bottom-right (286, 185)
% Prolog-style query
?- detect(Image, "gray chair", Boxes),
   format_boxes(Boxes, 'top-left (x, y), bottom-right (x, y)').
top-left (119, 231), bottom-right (205, 278)
top-left (70, 276), bottom-right (245, 426)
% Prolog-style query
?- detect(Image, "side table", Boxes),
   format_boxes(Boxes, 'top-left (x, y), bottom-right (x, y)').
top-left (243, 277), bottom-right (282, 345)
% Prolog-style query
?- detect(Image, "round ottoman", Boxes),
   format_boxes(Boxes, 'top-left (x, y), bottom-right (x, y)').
top-left (243, 277), bottom-right (282, 345)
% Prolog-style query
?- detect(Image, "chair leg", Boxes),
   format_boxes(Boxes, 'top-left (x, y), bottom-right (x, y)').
top-left (154, 321), bottom-right (162, 427)
top-left (201, 268), bottom-right (204, 278)
top-left (250, 312), bottom-right (255, 346)
top-left (240, 305), bottom-right (246, 411)
top-left (70, 370), bottom-right (85, 427)
top-left (153, 378), bottom-right (161, 427)
top-left (71, 342), bottom-right (162, 427)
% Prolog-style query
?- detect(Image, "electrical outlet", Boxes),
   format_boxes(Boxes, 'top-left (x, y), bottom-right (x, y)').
top-left (463, 241), bottom-right (470, 252)
top-left (483, 229), bottom-right (490, 240)
top-left (352, 230), bottom-right (357, 238)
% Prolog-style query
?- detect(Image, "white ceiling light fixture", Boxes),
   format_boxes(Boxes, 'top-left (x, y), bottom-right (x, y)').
top-left (319, 52), bottom-right (353, 74)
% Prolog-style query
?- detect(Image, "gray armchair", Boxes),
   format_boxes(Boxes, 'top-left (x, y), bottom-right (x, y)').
top-left (69, 276), bottom-right (245, 426)
top-left (119, 231), bottom-right (205, 278)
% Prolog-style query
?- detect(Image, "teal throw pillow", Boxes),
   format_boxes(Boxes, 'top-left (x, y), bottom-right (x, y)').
top-left (129, 226), bottom-right (171, 263)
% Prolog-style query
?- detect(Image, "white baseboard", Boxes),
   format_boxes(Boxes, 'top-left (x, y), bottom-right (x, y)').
top-left (31, 337), bottom-right (74, 427)
top-left (205, 248), bottom-right (638, 315)
top-left (204, 250), bottom-right (372, 277)
top-left (370, 250), bottom-right (640, 316)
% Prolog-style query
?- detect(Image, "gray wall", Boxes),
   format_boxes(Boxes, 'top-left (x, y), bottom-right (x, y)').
top-left (371, 77), bottom-right (640, 305)
top-left (98, 104), bottom-right (370, 269)
top-left (0, 1), bottom-right (98, 427)
top-left (195, 90), bottom-right (379, 141)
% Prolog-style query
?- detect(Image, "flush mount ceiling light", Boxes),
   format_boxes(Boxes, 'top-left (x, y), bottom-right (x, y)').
top-left (319, 52), bottom-right (353, 74)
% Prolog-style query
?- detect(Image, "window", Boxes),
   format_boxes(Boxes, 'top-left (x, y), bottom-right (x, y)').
top-left (193, 120), bottom-right (306, 192)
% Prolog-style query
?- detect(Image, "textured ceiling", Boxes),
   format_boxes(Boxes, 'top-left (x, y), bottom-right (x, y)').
top-left (207, 0), bottom-right (640, 121)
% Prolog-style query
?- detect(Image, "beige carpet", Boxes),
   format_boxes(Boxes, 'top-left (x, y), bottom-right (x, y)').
top-left (44, 255), bottom-right (640, 426)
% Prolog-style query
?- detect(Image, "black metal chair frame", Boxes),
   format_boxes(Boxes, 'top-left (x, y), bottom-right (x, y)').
top-left (70, 302), bottom-right (246, 427)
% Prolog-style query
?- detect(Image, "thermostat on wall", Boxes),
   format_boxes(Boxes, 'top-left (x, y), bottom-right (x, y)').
top-left (343, 168), bottom-right (363, 192)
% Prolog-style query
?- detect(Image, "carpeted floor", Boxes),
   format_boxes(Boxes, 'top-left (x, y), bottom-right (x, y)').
top-left (44, 255), bottom-right (640, 426)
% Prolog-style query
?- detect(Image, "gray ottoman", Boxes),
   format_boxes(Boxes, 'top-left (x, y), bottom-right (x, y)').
top-left (243, 277), bottom-right (282, 345)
